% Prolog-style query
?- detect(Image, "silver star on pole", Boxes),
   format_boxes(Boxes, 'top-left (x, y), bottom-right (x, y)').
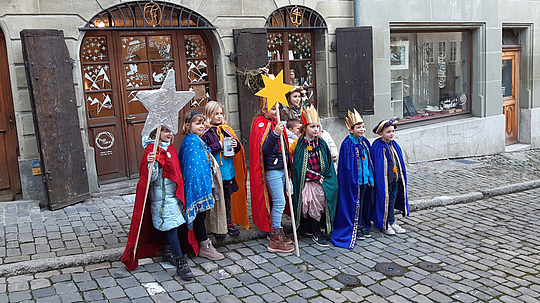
top-left (137, 69), bottom-right (195, 136)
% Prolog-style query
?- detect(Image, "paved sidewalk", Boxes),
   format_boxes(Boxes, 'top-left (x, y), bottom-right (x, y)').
top-left (1, 188), bottom-right (539, 302)
top-left (0, 149), bottom-right (539, 269)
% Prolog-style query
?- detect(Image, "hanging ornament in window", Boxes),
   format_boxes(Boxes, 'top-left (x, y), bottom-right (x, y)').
top-left (290, 6), bottom-right (303, 27)
top-left (437, 55), bottom-right (446, 89)
top-left (144, 1), bottom-right (162, 27)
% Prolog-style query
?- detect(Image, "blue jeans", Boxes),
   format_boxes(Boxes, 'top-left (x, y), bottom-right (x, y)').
top-left (265, 169), bottom-right (287, 230)
top-left (387, 182), bottom-right (399, 226)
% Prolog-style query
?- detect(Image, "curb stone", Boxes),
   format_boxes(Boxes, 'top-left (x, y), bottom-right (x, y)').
top-left (409, 179), bottom-right (540, 211)
top-left (2, 178), bottom-right (540, 278)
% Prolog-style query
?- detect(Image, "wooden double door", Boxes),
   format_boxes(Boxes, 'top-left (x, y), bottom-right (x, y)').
top-left (81, 30), bottom-right (216, 182)
top-left (0, 32), bottom-right (21, 201)
top-left (502, 51), bottom-right (519, 145)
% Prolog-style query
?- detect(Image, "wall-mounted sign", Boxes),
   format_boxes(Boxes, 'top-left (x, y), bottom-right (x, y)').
top-left (32, 160), bottom-right (41, 176)
top-left (144, 1), bottom-right (162, 27)
top-left (290, 6), bottom-right (302, 27)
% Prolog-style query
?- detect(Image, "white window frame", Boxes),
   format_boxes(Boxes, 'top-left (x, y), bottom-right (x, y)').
top-left (438, 41), bottom-right (446, 59)
top-left (427, 41), bottom-right (434, 63)
top-left (450, 40), bottom-right (458, 62)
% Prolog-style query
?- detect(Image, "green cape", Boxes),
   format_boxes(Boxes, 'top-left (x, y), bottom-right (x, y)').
top-left (292, 137), bottom-right (339, 233)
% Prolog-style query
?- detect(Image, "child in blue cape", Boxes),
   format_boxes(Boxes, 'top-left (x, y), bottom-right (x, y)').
top-left (178, 111), bottom-right (226, 260)
top-left (331, 109), bottom-right (374, 249)
top-left (371, 119), bottom-right (409, 235)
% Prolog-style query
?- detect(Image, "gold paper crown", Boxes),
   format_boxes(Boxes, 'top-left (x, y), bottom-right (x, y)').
top-left (344, 109), bottom-right (364, 129)
top-left (301, 105), bottom-right (319, 124)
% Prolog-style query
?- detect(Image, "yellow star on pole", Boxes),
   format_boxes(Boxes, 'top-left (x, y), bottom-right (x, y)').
top-left (255, 70), bottom-right (295, 110)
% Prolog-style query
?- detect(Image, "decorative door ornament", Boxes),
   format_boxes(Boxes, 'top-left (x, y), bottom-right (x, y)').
top-left (290, 6), bottom-right (302, 27)
top-left (144, 1), bottom-right (162, 27)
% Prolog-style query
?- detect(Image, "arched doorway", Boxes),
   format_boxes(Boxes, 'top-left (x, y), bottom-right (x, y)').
top-left (0, 31), bottom-right (21, 201)
top-left (80, 1), bottom-right (217, 182)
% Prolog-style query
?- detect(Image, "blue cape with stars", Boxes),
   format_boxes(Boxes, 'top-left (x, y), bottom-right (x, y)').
top-left (178, 133), bottom-right (215, 229)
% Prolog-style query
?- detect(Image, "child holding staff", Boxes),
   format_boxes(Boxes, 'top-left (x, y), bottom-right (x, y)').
top-left (122, 126), bottom-right (195, 280)
top-left (249, 100), bottom-right (295, 253)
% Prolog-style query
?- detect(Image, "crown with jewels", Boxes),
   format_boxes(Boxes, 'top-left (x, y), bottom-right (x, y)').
top-left (301, 105), bottom-right (319, 124)
top-left (344, 108), bottom-right (364, 129)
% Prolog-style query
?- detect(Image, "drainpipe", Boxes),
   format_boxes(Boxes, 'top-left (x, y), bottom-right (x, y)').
top-left (354, 0), bottom-right (361, 26)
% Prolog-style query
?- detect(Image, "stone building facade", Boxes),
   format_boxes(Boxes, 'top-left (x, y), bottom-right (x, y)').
top-left (0, 0), bottom-right (539, 204)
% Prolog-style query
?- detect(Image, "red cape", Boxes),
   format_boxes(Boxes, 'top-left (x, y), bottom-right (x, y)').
top-left (121, 144), bottom-right (199, 271)
top-left (249, 116), bottom-right (290, 232)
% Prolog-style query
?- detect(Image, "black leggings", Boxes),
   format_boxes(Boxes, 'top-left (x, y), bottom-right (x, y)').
top-left (163, 227), bottom-right (183, 257)
top-left (193, 211), bottom-right (207, 242)
top-left (225, 195), bottom-right (232, 225)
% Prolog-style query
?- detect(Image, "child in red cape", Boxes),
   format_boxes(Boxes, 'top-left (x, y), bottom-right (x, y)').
top-left (249, 100), bottom-right (294, 253)
top-left (122, 126), bottom-right (198, 281)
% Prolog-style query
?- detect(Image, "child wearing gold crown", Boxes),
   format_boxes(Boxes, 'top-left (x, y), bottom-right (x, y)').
top-left (330, 109), bottom-right (374, 249)
top-left (371, 119), bottom-right (409, 235)
top-left (291, 105), bottom-right (338, 247)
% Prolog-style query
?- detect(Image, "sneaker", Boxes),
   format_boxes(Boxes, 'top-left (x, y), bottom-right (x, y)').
top-left (357, 232), bottom-right (366, 241)
top-left (215, 233), bottom-right (227, 239)
top-left (198, 239), bottom-right (225, 260)
top-left (299, 228), bottom-right (313, 237)
top-left (228, 224), bottom-right (240, 237)
top-left (363, 230), bottom-right (372, 238)
top-left (391, 222), bottom-right (406, 233)
top-left (384, 225), bottom-right (396, 235)
top-left (312, 233), bottom-right (329, 247)
top-left (162, 245), bottom-right (176, 266)
top-left (176, 256), bottom-right (193, 281)
top-left (267, 231), bottom-right (294, 253)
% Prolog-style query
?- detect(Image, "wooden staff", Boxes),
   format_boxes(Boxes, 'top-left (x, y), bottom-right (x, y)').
top-left (276, 111), bottom-right (300, 257)
top-left (133, 125), bottom-right (161, 260)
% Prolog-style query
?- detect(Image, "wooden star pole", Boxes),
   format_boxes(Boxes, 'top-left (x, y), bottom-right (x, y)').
top-left (255, 71), bottom-right (300, 257)
top-left (131, 69), bottom-right (195, 262)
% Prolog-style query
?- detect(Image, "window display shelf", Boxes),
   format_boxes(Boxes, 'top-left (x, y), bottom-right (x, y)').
top-left (391, 80), bottom-right (403, 118)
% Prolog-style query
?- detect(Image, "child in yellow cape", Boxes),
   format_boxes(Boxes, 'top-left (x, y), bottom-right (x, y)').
top-left (201, 101), bottom-right (249, 237)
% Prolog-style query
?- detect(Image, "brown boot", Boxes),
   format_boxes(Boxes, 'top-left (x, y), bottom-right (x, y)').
top-left (266, 228), bottom-right (293, 244)
top-left (267, 229), bottom-right (294, 253)
top-left (198, 239), bottom-right (225, 260)
top-left (280, 229), bottom-right (293, 244)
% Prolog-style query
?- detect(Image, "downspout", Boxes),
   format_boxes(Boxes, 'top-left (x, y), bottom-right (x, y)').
top-left (354, 0), bottom-right (361, 26)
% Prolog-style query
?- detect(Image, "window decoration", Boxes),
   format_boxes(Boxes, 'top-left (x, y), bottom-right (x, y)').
top-left (81, 36), bottom-right (114, 118)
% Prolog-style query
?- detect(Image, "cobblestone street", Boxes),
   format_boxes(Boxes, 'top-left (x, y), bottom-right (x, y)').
top-left (1, 189), bottom-right (539, 302)
top-left (0, 149), bottom-right (540, 302)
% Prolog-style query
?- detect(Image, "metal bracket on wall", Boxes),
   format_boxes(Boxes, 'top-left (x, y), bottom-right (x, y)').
top-left (228, 52), bottom-right (241, 61)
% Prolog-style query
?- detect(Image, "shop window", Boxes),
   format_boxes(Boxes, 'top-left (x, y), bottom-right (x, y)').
top-left (390, 31), bottom-right (471, 121)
